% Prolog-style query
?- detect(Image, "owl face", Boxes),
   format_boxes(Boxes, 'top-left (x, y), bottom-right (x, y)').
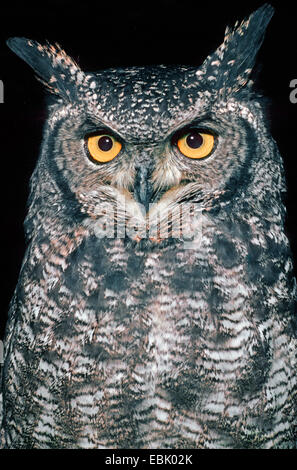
top-left (7, 5), bottom-right (274, 241)
top-left (47, 65), bottom-right (262, 239)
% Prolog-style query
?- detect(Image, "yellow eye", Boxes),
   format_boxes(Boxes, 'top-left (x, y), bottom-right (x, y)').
top-left (176, 130), bottom-right (215, 159)
top-left (87, 133), bottom-right (122, 163)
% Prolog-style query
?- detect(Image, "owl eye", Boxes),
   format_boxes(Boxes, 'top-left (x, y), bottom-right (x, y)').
top-left (175, 130), bottom-right (215, 159)
top-left (87, 133), bottom-right (122, 163)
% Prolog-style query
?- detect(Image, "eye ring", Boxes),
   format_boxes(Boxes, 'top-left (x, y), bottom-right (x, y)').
top-left (86, 132), bottom-right (122, 163)
top-left (173, 128), bottom-right (216, 160)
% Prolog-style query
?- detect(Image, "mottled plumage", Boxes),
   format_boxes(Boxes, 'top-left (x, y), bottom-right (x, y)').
top-left (0, 4), bottom-right (296, 448)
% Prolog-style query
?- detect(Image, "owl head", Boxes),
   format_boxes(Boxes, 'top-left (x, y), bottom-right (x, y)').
top-left (7, 4), bottom-right (283, 244)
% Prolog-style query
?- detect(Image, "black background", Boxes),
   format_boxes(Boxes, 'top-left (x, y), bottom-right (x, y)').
top-left (0, 0), bottom-right (296, 339)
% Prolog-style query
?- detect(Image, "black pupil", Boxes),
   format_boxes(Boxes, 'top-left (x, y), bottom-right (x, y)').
top-left (186, 132), bottom-right (203, 149)
top-left (98, 136), bottom-right (113, 151)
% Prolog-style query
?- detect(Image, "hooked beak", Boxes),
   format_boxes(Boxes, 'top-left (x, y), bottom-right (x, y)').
top-left (134, 166), bottom-right (153, 213)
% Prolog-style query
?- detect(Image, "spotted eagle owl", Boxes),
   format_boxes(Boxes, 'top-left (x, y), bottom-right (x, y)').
top-left (0, 4), bottom-right (296, 449)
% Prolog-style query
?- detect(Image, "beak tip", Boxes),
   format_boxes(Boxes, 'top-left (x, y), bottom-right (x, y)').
top-left (134, 166), bottom-right (153, 212)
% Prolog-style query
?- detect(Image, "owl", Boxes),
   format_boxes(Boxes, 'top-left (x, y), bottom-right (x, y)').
top-left (0, 3), bottom-right (296, 449)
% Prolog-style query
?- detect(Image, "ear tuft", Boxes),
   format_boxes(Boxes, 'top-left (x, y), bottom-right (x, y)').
top-left (198, 4), bottom-right (274, 97)
top-left (7, 37), bottom-right (83, 101)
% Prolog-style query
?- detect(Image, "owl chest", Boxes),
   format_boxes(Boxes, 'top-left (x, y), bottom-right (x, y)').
top-left (25, 234), bottom-right (260, 387)
top-left (56, 239), bottom-right (197, 374)
top-left (7, 233), bottom-right (287, 448)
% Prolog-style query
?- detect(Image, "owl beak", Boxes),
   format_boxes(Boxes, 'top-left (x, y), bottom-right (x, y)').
top-left (134, 166), bottom-right (153, 213)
